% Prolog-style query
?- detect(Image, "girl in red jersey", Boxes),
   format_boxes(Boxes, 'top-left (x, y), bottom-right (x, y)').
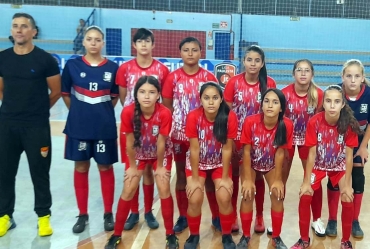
top-left (184, 82), bottom-right (237, 249)
top-left (224, 45), bottom-right (276, 232)
top-left (276, 59), bottom-right (325, 237)
top-left (290, 85), bottom-right (361, 249)
top-left (237, 88), bottom-right (293, 249)
top-left (105, 76), bottom-right (178, 249)
top-left (325, 59), bottom-right (370, 239)
top-left (62, 26), bottom-right (118, 234)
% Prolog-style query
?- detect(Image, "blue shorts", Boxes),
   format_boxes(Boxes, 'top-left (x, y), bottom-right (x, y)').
top-left (65, 137), bottom-right (118, 165)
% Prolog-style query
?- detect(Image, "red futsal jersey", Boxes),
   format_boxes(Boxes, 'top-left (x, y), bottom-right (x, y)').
top-left (120, 103), bottom-right (173, 160)
top-left (240, 113), bottom-right (293, 172)
top-left (223, 73), bottom-right (276, 140)
top-left (116, 59), bottom-right (169, 107)
top-left (185, 107), bottom-right (238, 171)
top-left (305, 112), bottom-right (358, 171)
top-left (162, 67), bottom-right (218, 141)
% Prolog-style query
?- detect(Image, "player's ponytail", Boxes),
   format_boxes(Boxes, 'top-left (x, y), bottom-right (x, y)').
top-left (324, 85), bottom-right (362, 135)
top-left (200, 82), bottom-right (230, 144)
top-left (133, 75), bottom-right (162, 148)
top-left (261, 88), bottom-right (287, 147)
top-left (244, 45), bottom-right (267, 94)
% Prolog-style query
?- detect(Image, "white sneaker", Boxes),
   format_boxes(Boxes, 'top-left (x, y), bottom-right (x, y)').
top-left (267, 226), bottom-right (273, 235)
top-left (311, 218), bottom-right (326, 237)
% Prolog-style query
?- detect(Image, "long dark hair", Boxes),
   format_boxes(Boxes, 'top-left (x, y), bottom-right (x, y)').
top-left (261, 88), bottom-right (287, 147)
top-left (244, 45), bottom-right (267, 94)
top-left (200, 82), bottom-right (230, 144)
top-left (133, 75), bottom-right (161, 148)
top-left (323, 85), bottom-right (362, 135)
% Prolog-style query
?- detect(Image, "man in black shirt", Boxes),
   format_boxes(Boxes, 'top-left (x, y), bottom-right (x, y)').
top-left (0, 13), bottom-right (61, 237)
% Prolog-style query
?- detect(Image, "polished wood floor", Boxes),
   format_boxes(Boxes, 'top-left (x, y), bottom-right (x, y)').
top-left (49, 121), bottom-right (370, 249)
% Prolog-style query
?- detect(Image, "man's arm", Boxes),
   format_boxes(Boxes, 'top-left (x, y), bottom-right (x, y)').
top-left (47, 74), bottom-right (61, 108)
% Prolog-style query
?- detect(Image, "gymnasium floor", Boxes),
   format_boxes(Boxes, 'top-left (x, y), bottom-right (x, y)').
top-left (0, 99), bottom-right (369, 249)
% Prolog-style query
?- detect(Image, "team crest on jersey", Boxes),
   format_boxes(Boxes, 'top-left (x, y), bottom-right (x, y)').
top-left (80, 72), bottom-right (86, 78)
top-left (257, 92), bottom-right (262, 102)
top-left (40, 146), bottom-right (49, 157)
top-left (152, 125), bottom-right (159, 136)
top-left (214, 63), bottom-right (237, 90)
top-left (78, 141), bottom-right (87, 151)
top-left (307, 106), bottom-right (315, 114)
top-left (360, 104), bottom-right (368, 113)
top-left (337, 135), bottom-right (344, 144)
top-left (103, 72), bottom-right (112, 82)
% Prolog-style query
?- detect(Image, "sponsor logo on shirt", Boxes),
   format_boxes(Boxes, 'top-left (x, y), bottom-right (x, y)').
top-left (360, 104), bottom-right (368, 113)
top-left (80, 72), bottom-right (86, 78)
top-left (78, 141), bottom-right (87, 151)
top-left (103, 72), bottom-right (112, 82)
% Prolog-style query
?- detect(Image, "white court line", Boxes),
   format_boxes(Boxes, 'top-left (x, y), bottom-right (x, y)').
top-left (131, 162), bottom-right (177, 249)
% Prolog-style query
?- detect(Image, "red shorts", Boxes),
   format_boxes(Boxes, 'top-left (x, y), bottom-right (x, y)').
top-left (185, 167), bottom-right (232, 180)
top-left (287, 145), bottom-right (309, 160)
top-left (125, 155), bottom-right (173, 171)
top-left (172, 139), bottom-right (189, 162)
top-left (310, 169), bottom-right (345, 191)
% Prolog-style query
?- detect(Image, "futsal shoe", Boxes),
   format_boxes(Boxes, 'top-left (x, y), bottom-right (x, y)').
top-left (311, 218), bottom-right (325, 237)
top-left (325, 220), bottom-right (337, 237)
top-left (236, 235), bottom-right (250, 249)
top-left (352, 220), bottom-right (364, 238)
top-left (72, 214), bottom-right (89, 233)
top-left (124, 213), bottom-right (139, 230)
top-left (184, 235), bottom-right (200, 249)
top-left (212, 217), bottom-right (222, 232)
top-left (254, 215), bottom-right (265, 233)
top-left (144, 211), bottom-right (159, 229)
top-left (272, 236), bottom-right (288, 249)
top-left (173, 216), bottom-right (188, 234)
top-left (267, 226), bottom-right (273, 235)
top-left (290, 238), bottom-right (310, 249)
top-left (231, 217), bottom-right (239, 233)
top-left (104, 213), bottom-right (114, 231)
top-left (105, 235), bottom-right (121, 249)
top-left (222, 234), bottom-right (236, 249)
top-left (340, 240), bottom-right (353, 249)
top-left (166, 234), bottom-right (179, 249)
top-left (0, 215), bottom-right (16, 237)
top-left (38, 215), bottom-right (53, 236)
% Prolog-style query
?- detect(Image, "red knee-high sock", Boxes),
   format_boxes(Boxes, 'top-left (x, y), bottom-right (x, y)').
top-left (271, 209), bottom-right (284, 238)
top-left (240, 211), bottom-right (253, 237)
top-left (161, 196), bottom-right (174, 235)
top-left (176, 190), bottom-right (188, 217)
top-left (206, 191), bottom-right (219, 219)
top-left (143, 183), bottom-right (154, 213)
top-left (299, 195), bottom-right (312, 241)
top-left (99, 167), bottom-right (115, 214)
top-left (341, 201), bottom-right (354, 242)
top-left (232, 175), bottom-right (239, 217)
top-left (220, 212), bottom-right (234, 234)
top-left (311, 185), bottom-right (322, 221)
top-left (255, 179), bottom-right (265, 216)
top-left (353, 193), bottom-right (363, 221)
top-left (131, 188), bottom-right (140, 213)
top-left (327, 189), bottom-right (340, 220)
top-left (74, 170), bottom-right (89, 215)
top-left (187, 214), bottom-right (201, 235)
top-left (114, 198), bottom-right (132, 236)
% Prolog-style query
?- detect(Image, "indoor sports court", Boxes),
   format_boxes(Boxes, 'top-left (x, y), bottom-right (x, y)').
top-left (0, 0), bottom-right (370, 248)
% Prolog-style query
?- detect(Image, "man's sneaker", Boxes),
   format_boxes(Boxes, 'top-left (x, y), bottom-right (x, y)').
top-left (73, 214), bottom-right (89, 233)
top-left (341, 240), bottom-right (353, 249)
top-left (272, 236), bottom-right (288, 249)
top-left (184, 234), bottom-right (200, 249)
top-left (236, 235), bottom-right (250, 249)
top-left (212, 217), bottom-right (222, 232)
top-left (267, 226), bottom-right (273, 236)
top-left (145, 211), bottom-right (159, 229)
top-left (124, 213), bottom-right (139, 231)
top-left (311, 218), bottom-right (325, 237)
top-left (222, 234), bottom-right (236, 249)
top-left (0, 215), bottom-right (16, 237)
top-left (38, 215), bottom-right (53, 236)
top-left (325, 220), bottom-right (337, 237)
top-left (166, 234), bottom-right (179, 249)
top-left (254, 215), bottom-right (265, 233)
top-left (352, 220), bottom-right (364, 238)
top-left (231, 217), bottom-right (239, 233)
top-left (290, 238), bottom-right (310, 249)
top-left (105, 235), bottom-right (121, 249)
top-left (104, 213), bottom-right (114, 231)
top-left (173, 216), bottom-right (188, 234)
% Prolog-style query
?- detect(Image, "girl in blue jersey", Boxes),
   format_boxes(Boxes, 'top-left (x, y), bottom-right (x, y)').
top-left (325, 59), bottom-right (370, 239)
top-left (61, 26), bottom-right (119, 234)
